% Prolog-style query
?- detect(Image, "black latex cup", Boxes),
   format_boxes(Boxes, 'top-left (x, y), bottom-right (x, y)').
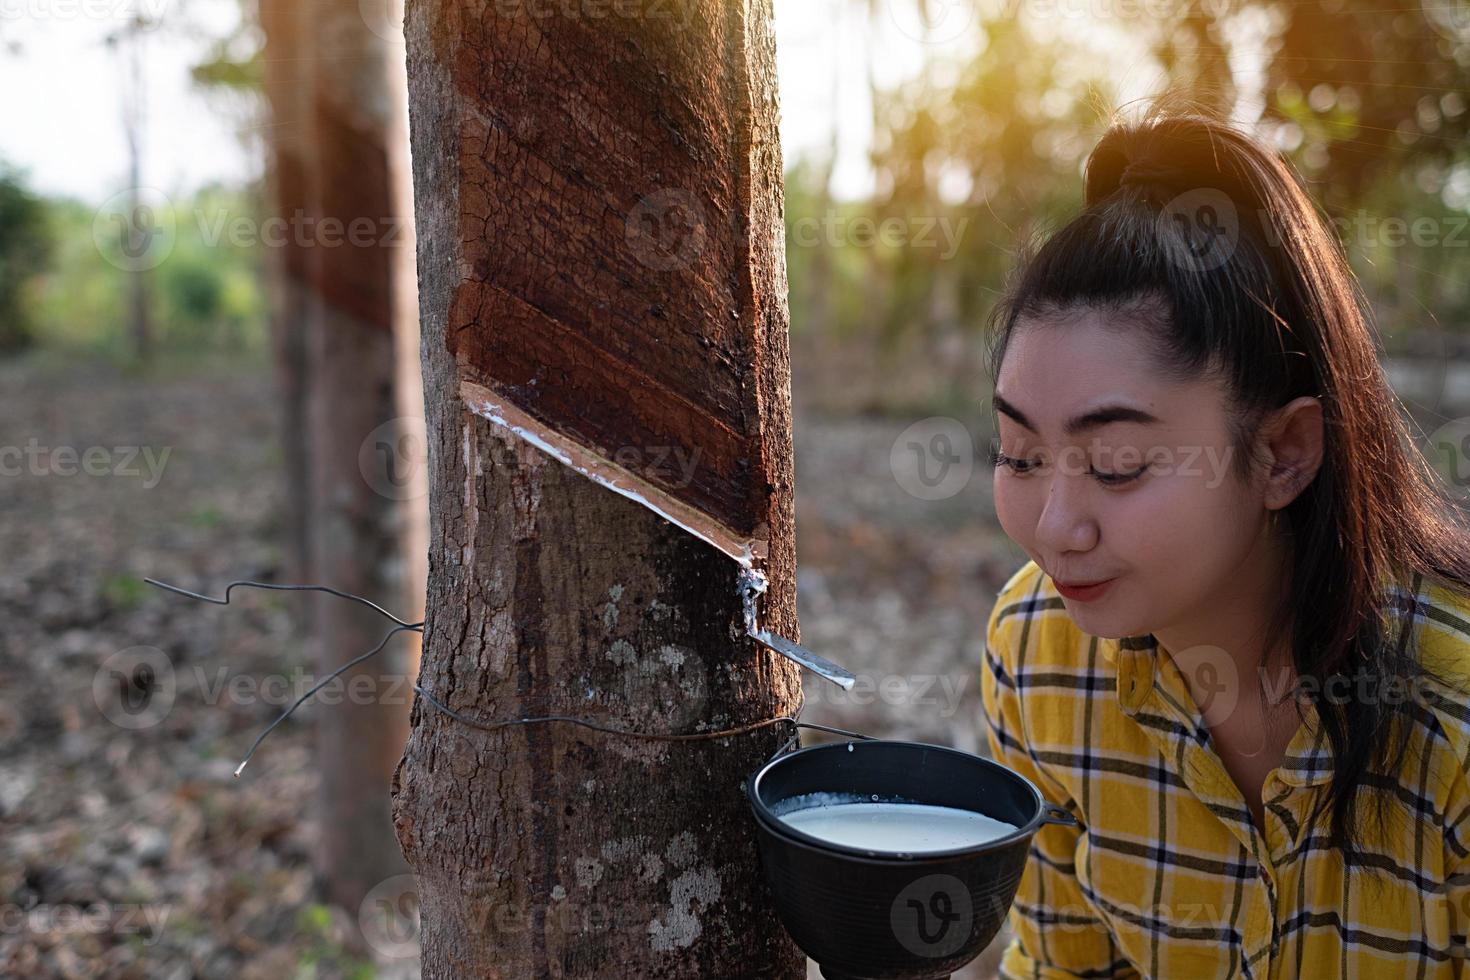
top-left (746, 738), bottom-right (1078, 980)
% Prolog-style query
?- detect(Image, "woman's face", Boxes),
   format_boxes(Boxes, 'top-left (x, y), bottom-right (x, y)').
top-left (991, 312), bottom-right (1270, 641)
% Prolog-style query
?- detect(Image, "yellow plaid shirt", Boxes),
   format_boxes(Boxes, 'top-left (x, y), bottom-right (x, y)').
top-left (982, 559), bottom-right (1470, 978)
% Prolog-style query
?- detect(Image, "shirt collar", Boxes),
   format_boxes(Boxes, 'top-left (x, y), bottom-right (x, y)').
top-left (1275, 699), bottom-right (1334, 787)
top-left (1078, 564), bottom-right (1423, 789)
top-left (1101, 632), bottom-right (1338, 785)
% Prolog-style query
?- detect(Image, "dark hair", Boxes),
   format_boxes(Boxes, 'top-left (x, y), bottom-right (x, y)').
top-left (983, 95), bottom-right (1470, 878)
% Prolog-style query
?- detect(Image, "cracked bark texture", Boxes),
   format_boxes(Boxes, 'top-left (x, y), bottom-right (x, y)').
top-left (393, 0), bottom-right (805, 975)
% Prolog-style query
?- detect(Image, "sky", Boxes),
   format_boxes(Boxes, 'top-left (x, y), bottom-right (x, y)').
top-left (0, 0), bottom-right (1163, 205)
top-left (0, 0), bottom-right (251, 201)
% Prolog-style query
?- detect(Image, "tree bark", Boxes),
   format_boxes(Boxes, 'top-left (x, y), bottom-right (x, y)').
top-left (393, 0), bottom-right (805, 975)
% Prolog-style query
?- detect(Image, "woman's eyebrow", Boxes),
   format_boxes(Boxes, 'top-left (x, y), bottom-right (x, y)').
top-left (992, 392), bottom-right (1163, 436)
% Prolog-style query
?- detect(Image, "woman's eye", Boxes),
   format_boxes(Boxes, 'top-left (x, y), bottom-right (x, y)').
top-left (1090, 468), bottom-right (1145, 486)
top-left (989, 446), bottom-right (1146, 485)
top-left (988, 447), bottom-right (1037, 473)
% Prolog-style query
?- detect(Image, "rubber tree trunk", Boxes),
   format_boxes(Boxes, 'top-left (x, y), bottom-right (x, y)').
top-left (392, 0), bottom-right (806, 975)
top-left (300, 0), bottom-right (414, 912)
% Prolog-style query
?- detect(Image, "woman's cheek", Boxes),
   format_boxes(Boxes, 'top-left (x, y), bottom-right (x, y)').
top-left (992, 472), bottom-right (1035, 551)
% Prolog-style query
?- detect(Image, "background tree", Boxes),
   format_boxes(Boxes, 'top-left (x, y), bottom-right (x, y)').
top-left (0, 164), bottom-right (53, 354)
top-left (258, 0), bottom-right (416, 915)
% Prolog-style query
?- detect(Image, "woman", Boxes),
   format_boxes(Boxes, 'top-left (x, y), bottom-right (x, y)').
top-left (980, 102), bottom-right (1470, 978)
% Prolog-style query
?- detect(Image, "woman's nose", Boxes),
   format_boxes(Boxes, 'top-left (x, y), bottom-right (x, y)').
top-left (1034, 462), bottom-right (1099, 555)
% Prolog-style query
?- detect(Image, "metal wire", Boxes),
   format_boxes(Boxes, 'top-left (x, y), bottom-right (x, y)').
top-left (412, 684), bottom-right (878, 768)
top-left (146, 575), bottom-right (878, 775)
top-left (232, 624), bottom-right (420, 777)
top-left (145, 577), bottom-right (424, 630)
top-left (414, 682), bottom-right (801, 742)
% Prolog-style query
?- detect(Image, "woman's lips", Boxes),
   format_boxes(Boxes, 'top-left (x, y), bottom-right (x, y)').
top-left (1054, 577), bottom-right (1116, 601)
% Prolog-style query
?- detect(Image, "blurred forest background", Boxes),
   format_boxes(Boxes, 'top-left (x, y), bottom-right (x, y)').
top-left (3, 0), bottom-right (1470, 976)
top-left (7, 0), bottom-right (1470, 376)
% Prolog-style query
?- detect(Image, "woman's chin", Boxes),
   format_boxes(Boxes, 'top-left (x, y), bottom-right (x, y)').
top-left (1062, 602), bottom-right (1142, 640)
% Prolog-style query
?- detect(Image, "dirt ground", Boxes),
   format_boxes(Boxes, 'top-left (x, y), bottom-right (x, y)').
top-left (0, 351), bottom-right (1030, 978)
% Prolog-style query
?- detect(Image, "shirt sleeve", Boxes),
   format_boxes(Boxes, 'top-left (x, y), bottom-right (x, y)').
top-left (981, 597), bottom-right (1141, 979)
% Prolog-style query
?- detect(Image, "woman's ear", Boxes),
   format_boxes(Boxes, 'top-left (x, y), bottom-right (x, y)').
top-left (1259, 396), bottom-right (1325, 510)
